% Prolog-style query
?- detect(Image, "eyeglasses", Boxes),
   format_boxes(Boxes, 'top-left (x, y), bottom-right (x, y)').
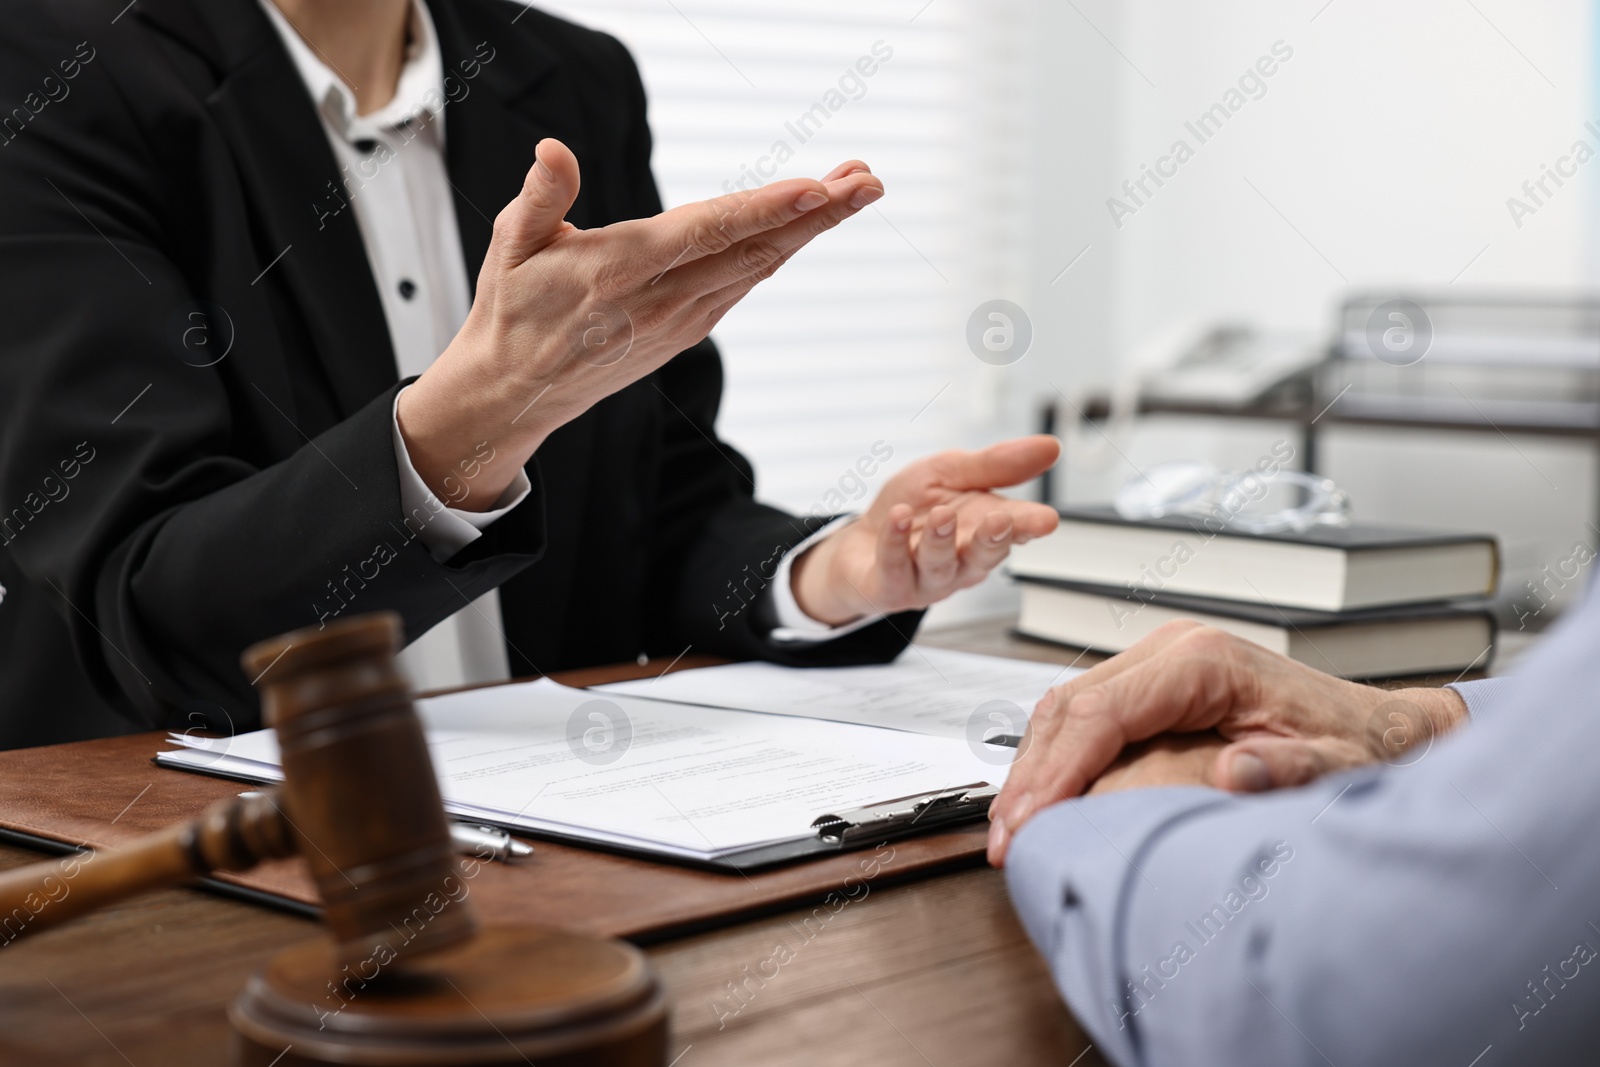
top-left (1114, 461), bottom-right (1352, 535)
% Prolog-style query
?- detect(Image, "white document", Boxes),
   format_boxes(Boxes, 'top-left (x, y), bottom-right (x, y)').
top-left (159, 678), bottom-right (1008, 863)
top-left (595, 646), bottom-right (1081, 739)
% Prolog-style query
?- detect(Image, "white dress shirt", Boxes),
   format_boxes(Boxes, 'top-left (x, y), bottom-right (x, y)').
top-left (259, 0), bottom-right (873, 692)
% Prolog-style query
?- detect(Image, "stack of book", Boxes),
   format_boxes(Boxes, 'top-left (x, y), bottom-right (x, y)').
top-left (1007, 507), bottom-right (1501, 678)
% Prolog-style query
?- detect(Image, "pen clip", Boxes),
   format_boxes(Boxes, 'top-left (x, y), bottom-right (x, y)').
top-left (811, 783), bottom-right (998, 845)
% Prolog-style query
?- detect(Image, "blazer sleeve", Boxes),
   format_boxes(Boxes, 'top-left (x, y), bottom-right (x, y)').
top-left (596, 33), bottom-right (921, 667)
top-left (0, 16), bottom-right (545, 732)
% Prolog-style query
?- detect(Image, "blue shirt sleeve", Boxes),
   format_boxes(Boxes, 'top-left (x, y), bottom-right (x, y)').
top-left (1006, 589), bottom-right (1600, 1067)
top-left (1446, 675), bottom-right (1517, 722)
top-left (1005, 787), bottom-right (1230, 1066)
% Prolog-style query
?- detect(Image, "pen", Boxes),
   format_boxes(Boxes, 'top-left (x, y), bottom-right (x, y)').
top-left (237, 792), bottom-right (533, 863)
top-left (450, 822), bottom-right (536, 863)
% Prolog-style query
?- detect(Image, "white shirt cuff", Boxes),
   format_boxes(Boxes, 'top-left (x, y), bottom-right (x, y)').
top-left (768, 514), bottom-right (886, 643)
top-left (391, 386), bottom-right (532, 563)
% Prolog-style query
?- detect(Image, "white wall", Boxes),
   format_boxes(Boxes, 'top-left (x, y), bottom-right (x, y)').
top-left (1100, 0), bottom-right (1593, 335)
top-left (535, 0), bottom-right (1600, 630)
top-left (1029, 0), bottom-right (1599, 625)
top-left (537, 0), bottom-right (1040, 627)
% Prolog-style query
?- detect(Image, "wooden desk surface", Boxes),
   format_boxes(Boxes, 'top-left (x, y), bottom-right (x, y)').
top-left (0, 846), bottom-right (1086, 1067)
top-left (0, 619), bottom-right (1488, 1066)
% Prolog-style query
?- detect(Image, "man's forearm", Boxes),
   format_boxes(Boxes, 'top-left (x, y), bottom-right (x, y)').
top-left (1006, 587), bottom-right (1600, 1066)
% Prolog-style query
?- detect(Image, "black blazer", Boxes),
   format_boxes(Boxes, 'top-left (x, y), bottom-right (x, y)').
top-left (0, 0), bottom-right (919, 749)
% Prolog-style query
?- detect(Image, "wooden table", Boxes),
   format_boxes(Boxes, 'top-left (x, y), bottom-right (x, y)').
top-left (0, 847), bottom-right (1084, 1067)
top-left (0, 619), bottom-right (1491, 1066)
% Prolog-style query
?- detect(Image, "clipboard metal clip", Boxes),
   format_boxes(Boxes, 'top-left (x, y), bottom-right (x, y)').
top-left (810, 783), bottom-right (999, 845)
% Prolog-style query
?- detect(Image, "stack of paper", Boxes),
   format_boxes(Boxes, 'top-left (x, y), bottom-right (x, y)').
top-left (159, 653), bottom-right (1068, 864)
top-left (597, 647), bottom-right (1075, 737)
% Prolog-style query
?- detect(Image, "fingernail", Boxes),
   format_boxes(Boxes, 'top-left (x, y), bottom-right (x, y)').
top-left (1230, 752), bottom-right (1272, 793)
top-left (934, 519), bottom-right (956, 537)
top-left (795, 190), bottom-right (828, 212)
top-left (988, 521), bottom-right (1014, 545)
top-left (849, 185), bottom-right (883, 210)
top-left (895, 515), bottom-right (912, 532)
top-left (534, 141), bottom-right (554, 184)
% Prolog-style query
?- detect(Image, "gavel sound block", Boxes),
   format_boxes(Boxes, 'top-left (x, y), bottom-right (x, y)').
top-left (0, 614), bottom-right (667, 1067)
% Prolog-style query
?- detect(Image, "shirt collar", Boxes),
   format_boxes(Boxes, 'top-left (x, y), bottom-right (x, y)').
top-left (255, 0), bottom-right (447, 143)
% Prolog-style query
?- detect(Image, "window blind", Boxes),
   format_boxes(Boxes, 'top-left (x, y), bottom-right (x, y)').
top-left (529, 0), bottom-right (1032, 518)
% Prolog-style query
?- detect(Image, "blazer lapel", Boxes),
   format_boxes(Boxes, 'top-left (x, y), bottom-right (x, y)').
top-left (427, 0), bottom-right (592, 281)
top-left (429, 1), bottom-right (609, 633)
top-left (135, 0), bottom-right (609, 514)
top-left (140, 0), bottom-right (401, 421)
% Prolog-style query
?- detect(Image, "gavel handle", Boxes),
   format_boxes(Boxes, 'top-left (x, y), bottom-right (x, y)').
top-left (0, 790), bottom-right (295, 945)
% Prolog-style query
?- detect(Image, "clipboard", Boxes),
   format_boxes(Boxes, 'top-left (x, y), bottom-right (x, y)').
top-left (456, 782), bottom-right (1001, 872)
top-left (152, 750), bottom-right (999, 872)
top-left (1, 731), bottom-right (997, 940)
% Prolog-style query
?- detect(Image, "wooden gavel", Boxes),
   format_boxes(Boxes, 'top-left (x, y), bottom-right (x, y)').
top-left (0, 613), bottom-right (666, 1067)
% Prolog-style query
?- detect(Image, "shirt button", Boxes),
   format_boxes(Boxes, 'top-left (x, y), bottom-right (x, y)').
top-left (398, 279), bottom-right (417, 301)
top-left (353, 138), bottom-right (378, 154)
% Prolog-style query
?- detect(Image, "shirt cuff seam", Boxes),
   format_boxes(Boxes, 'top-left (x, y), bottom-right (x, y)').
top-left (767, 514), bottom-right (885, 643)
top-left (391, 386), bottom-right (532, 563)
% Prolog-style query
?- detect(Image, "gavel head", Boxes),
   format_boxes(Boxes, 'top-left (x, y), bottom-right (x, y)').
top-left (241, 612), bottom-right (477, 970)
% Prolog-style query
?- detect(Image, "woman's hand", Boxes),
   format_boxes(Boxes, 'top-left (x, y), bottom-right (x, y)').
top-left (790, 437), bottom-right (1061, 624)
top-left (398, 141), bottom-right (884, 509)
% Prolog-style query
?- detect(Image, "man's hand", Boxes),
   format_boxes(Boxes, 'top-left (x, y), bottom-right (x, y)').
top-left (398, 142), bottom-right (884, 509)
top-left (789, 436), bottom-right (1061, 625)
top-left (1085, 732), bottom-right (1228, 795)
top-left (986, 621), bottom-right (1471, 866)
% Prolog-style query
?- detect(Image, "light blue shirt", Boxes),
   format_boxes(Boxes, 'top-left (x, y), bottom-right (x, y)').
top-left (1006, 588), bottom-right (1600, 1066)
